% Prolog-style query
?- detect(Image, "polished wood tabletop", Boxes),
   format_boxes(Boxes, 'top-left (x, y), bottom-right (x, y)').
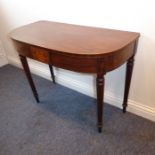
top-left (10, 21), bottom-right (140, 132)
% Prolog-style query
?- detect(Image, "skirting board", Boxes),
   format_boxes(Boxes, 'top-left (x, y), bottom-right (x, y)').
top-left (0, 41), bottom-right (8, 67)
top-left (0, 54), bottom-right (8, 67)
top-left (8, 56), bottom-right (155, 122)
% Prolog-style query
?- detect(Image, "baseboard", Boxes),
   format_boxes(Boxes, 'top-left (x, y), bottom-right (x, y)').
top-left (0, 41), bottom-right (8, 67)
top-left (8, 56), bottom-right (155, 122)
top-left (0, 55), bottom-right (8, 67)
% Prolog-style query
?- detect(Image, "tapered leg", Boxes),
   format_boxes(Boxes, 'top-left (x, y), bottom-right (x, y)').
top-left (49, 64), bottom-right (56, 84)
top-left (122, 56), bottom-right (135, 113)
top-left (19, 55), bottom-right (39, 103)
top-left (96, 74), bottom-right (104, 133)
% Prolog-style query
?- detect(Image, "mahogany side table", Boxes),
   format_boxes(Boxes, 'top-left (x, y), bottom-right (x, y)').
top-left (10, 21), bottom-right (140, 132)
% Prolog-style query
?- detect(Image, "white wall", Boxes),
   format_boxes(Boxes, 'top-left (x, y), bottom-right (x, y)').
top-left (0, 0), bottom-right (155, 120)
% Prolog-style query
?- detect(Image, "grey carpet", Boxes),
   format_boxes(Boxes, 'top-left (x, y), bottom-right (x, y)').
top-left (0, 65), bottom-right (155, 155)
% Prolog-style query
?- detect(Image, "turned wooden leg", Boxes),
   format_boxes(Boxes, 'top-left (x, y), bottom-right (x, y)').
top-left (49, 64), bottom-right (56, 84)
top-left (96, 73), bottom-right (104, 133)
top-left (19, 55), bottom-right (39, 103)
top-left (122, 56), bottom-right (135, 112)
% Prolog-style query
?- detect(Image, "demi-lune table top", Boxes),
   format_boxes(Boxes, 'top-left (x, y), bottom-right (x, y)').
top-left (10, 21), bottom-right (139, 57)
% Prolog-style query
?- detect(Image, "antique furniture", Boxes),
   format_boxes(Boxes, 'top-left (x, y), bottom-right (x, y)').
top-left (10, 21), bottom-right (140, 132)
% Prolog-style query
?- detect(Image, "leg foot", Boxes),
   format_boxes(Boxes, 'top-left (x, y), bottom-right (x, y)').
top-left (34, 92), bottom-right (40, 103)
top-left (122, 106), bottom-right (126, 113)
top-left (98, 127), bottom-right (102, 133)
top-left (49, 64), bottom-right (56, 84)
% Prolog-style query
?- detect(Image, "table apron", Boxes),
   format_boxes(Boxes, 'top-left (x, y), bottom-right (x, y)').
top-left (13, 40), bottom-right (135, 73)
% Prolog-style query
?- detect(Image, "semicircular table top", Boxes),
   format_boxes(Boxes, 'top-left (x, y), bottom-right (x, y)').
top-left (10, 20), bottom-right (140, 57)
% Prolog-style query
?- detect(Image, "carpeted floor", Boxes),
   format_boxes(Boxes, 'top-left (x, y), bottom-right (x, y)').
top-left (0, 65), bottom-right (155, 155)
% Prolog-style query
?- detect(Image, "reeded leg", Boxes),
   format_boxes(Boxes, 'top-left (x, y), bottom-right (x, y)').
top-left (19, 55), bottom-right (39, 103)
top-left (122, 56), bottom-right (135, 113)
top-left (49, 64), bottom-right (56, 84)
top-left (96, 74), bottom-right (104, 133)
